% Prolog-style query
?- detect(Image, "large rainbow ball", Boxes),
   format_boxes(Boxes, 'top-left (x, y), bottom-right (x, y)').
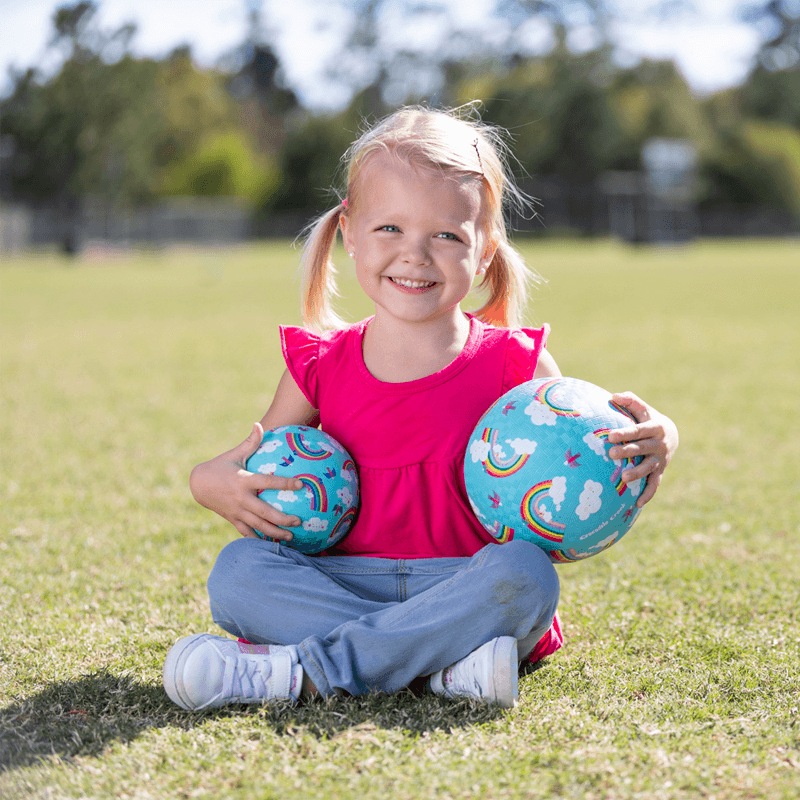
top-left (464, 377), bottom-right (645, 563)
top-left (245, 425), bottom-right (359, 554)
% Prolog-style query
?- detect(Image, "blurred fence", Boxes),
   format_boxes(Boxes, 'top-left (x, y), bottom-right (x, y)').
top-left (0, 198), bottom-right (252, 256)
top-left (1, 180), bottom-right (798, 256)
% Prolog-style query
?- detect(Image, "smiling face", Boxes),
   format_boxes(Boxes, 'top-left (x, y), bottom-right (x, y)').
top-left (339, 151), bottom-right (497, 331)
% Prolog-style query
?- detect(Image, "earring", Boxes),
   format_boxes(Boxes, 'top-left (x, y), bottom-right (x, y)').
top-left (349, 252), bottom-right (355, 258)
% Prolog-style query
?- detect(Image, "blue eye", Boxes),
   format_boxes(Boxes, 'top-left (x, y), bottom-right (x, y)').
top-left (438, 232), bottom-right (460, 241)
top-left (379, 225), bottom-right (400, 232)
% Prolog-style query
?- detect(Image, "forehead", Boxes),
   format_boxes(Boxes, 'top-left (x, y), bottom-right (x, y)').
top-left (354, 151), bottom-right (485, 222)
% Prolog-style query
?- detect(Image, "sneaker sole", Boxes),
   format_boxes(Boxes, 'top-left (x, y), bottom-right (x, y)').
top-left (163, 633), bottom-right (215, 710)
top-left (491, 636), bottom-right (519, 708)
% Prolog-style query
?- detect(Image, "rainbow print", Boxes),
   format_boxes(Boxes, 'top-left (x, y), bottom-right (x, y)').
top-left (341, 459), bottom-right (357, 477)
top-left (489, 520), bottom-right (515, 544)
top-left (296, 474), bottom-right (328, 512)
top-left (593, 427), bottom-right (634, 497)
top-left (609, 400), bottom-right (637, 423)
top-left (481, 428), bottom-right (529, 477)
top-left (286, 431), bottom-right (333, 461)
top-left (533, 379), bottom-right (581, 417)
top-left (520, 481), bottom-right (567, 543)
top-left (548, 549), bottom-right (591, 563)
top-left (328, 506), bottom-right (357, 542)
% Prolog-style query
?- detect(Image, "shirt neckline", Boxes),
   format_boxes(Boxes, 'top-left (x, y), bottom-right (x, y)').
top-left (350, 315), bottom-right (484, 394)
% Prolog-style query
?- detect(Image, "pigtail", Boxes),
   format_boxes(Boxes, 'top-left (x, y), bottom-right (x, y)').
top-left (473, 236), bottom-right (539, 329)
top-left (299, 204), bottom-right (347, 330)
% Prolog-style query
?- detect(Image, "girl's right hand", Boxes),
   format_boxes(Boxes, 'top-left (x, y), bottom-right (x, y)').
top-left (189, 423), bottom-right (304, 540)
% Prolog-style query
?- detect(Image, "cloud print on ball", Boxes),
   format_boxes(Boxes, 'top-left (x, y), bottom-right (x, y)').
top-left (464, 377), bottom-right (644, 563)
top-left (246, 425), bottom-right (359, 554)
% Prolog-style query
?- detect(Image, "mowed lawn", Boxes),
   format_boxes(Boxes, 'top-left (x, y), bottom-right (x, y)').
top-left (1, 238), bottom-right (798, 799)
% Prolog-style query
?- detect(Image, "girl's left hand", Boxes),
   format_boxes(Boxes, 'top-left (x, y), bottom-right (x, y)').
top-left (606, 392), bottom-right (679, 508)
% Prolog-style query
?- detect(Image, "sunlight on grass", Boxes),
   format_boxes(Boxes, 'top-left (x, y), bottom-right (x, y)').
top-left (1, 239), bottom-right (799, 799)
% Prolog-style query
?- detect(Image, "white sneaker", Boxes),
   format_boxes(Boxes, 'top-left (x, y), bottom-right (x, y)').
top-left (163, 633), bottom-right (303, 711)
top-left (429, 636), bottom-right (518, 708)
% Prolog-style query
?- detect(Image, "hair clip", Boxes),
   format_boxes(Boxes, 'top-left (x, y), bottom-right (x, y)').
top-left (342, 198), bottom-right (349, 208)
top-left (473, 138), bottom-right (484, 175)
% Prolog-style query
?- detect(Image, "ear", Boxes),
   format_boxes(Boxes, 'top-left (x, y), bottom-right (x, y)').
top-left (479, 233), bottom-right (498, 273)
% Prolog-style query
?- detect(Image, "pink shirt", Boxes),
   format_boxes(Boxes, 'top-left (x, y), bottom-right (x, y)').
top-left (281, 315), bottom-right (549, 560)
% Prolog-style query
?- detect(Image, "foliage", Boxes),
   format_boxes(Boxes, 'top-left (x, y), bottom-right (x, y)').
top-left (2, 1), bottom-right (800, 221)
top-left (700, 121), bottom-right (800, 213)
top-left (1, 240), bottom-right (799, 799)
top-left (0, 4), bottom-right (163, 207)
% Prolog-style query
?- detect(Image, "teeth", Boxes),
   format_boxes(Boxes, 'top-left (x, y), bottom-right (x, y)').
top-left (391, 277), bottom-right (436, 288)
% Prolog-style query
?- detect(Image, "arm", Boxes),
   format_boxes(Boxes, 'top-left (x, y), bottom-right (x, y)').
top-left (190, 369), bottom-right (319, 540)
top-left (607, 393), bottom-right (679, 508)
top-left (533, 348), bottom-right (561, 379)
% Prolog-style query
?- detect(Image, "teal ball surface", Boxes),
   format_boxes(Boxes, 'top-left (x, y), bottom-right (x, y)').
top-left (464, 378), bottom-right (644, 563)
top-left (246, 425), bottom-right (359, 554)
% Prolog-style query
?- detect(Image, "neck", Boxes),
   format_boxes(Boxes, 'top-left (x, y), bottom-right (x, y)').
top-left (363, 311), bottom-right (471, 383)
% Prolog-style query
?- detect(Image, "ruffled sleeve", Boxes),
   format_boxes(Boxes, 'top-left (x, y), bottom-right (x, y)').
top-left (280, 325), bottom-right (321, 408)
top-left (501, 324), bottom-right (550, 394)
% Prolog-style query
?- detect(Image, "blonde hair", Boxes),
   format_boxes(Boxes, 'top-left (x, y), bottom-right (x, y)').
top-left (300, 106), bottom-right (539, 330)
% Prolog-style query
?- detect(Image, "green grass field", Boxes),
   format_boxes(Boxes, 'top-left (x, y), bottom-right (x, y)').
top-left (1, 238), bottom-right (799, 799)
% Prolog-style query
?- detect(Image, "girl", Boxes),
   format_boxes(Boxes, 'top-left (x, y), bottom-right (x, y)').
top-left (163, 107), bottom-right (678, 710)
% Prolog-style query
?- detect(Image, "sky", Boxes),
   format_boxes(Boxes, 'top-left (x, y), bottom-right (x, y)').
top-left (0, 0), bottom-right (765, 109)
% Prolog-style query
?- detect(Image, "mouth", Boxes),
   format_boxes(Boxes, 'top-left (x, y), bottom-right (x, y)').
top-left (387, 277), bottom-right (438, 289)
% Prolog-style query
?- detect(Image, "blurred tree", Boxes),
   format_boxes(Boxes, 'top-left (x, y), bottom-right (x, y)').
top-left (700, 120), bottom-right (800, 215)
top-left (0, 2), bottom-right (163, 251)
top-left (222, 0), bottom-right (300, 154)
top-left (741, 0), bottom-right (800, 71)
top-left (457, 47), bottom-right (630, 180)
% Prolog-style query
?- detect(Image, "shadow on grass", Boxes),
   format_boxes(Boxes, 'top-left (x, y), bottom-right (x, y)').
top-left (0, 668), bottom-right (512, 772)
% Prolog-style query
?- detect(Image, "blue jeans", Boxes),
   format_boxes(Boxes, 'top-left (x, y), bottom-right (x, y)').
top-left (207, 538), bottom-right (559, 698)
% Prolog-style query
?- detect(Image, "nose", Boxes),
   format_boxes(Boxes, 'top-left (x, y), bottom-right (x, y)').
top-left (401, 235), bottom-right (431, 266)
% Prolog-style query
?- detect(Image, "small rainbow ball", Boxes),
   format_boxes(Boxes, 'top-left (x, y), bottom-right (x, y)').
top-left (246, 425), bottom-right (359, 554)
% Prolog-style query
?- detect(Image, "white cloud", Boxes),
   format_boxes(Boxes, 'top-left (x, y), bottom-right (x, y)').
top-left (524, 400), bottom-right (558, 426)
top-left (507, 437), bottom-right (538, 455)
top-left (256, 463), bottom-right (277, 475)
top-left (303, 516), bottom-right (328, 532)
top-left (337, 486), bottom-right (353, 506)
top-left (257, 440), bottom-right (282, 454)
top-left (590, 532), bottom-right (620, 552)
top-left (469, 439), bottom-right (491, 463)
top-left (468, 497), bottom-right (487, 522)
top-left (549, 476), bottom-right (567, 511)
top-left (628, 477), bottom-right (643, 498)
top-left (583, 431), bottom-right (608, 461)
top-left (277, 490), bottom-right (298, 502)
top-left (576, 479), bottom-right (603, 521)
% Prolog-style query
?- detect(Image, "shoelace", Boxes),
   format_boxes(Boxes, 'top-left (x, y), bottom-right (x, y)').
top-left (223, 654), bottom-right (273, 701)
top-left (444, 658), bottom-right (487, 696)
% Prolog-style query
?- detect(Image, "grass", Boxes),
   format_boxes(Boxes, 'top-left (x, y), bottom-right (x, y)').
top-left (1, 238), bottom-right (799, 799)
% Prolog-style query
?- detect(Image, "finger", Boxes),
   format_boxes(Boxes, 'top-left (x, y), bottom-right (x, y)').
top-left (238, 506), bottom-right (297, 540)
top-left (608, 418), bottom-right (665, 446)
top-left (635, 472), bottom-right (663, 507)
top-left (233, 520), bottom-right (261, 539)
top-left (609, 436), bottom-right (663, 461)
top-left (235, 422), bottom-right (266, 464)
top-left (611, 392), bottom-right (652, 424)
top-left (242, 494), bottom-right (302, 529)
top-left (246, 473), bottom-right (305, 494)
top-left (622, 452), bottom-right (662, 479)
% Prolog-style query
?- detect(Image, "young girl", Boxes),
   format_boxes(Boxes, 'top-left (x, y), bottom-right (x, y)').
top-left (163, 107), bottom-right (678, 710)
